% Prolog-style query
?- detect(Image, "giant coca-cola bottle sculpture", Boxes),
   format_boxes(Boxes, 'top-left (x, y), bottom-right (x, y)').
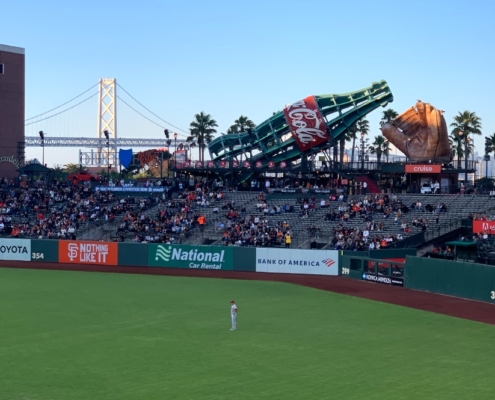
top-left (208, 80), bottom-right (393, 170)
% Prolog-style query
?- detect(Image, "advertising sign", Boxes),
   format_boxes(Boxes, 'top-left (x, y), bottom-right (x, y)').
top-left (207, 161), bottom-right (215, 168)
top-left (59, 241), bottom-right (118, 265)
top-left (0, 239), bottom-right (31, 261)
top-left (174, 150), bottom-right (187, 168)
top-left (283, 96), bottom-right (329, 152)
top-left (94, 186), bottom-right (164, 193)
top-left (362, 272), bottom-right (404, 287)
top-left (473, 220), bottom-right (495, 234)
top-left (405, 164), bottom-right (441, 173)
top-left (243, 161), bottom-right (251, 168)
top-left (148, 244), bottom-right (234, 270)
top-left (279, 161), bottom-right (287, 169)
top-left (195, 161), bottom-right (203, 168)
top-left (255, 248), bottom-right (338, 275)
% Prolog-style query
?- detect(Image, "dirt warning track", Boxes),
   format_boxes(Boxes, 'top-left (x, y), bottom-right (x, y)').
top-left (2, 260), bottom-right (494, 325)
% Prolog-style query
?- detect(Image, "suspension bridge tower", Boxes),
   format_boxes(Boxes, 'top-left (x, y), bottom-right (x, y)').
top-left (97, 78), bottom-right (117, 167)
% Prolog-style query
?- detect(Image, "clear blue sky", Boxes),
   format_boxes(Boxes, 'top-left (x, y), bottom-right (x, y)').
top-left (3, 0), bottom-right (494, 166)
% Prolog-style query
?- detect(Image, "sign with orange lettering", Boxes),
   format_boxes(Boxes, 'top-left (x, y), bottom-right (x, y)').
top-left (405, 164), bottom-right (441, 173)
top-left (473, 220), bottom-right (495, 234)
top-left (59, 241), bottom-right (118, 265)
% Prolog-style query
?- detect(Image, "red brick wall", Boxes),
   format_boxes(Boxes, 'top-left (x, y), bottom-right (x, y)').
top-left (0, 47), bottom-right (25, 179)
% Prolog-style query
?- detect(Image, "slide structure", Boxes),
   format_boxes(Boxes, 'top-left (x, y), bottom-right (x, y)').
top-left (207, 80), bottom-right (393, 179)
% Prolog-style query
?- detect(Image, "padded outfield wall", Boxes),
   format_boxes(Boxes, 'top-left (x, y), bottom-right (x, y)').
top-left (404, 256), bottom-right (495, 304)
top-left (0, 239), bottom-right (338, 276)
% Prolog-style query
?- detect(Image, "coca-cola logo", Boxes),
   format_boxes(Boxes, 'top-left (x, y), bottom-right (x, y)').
top-left (233, 161), bottom-right (239, 168)
top-left (195, 161), bottom-right (203, 168)
top-left (283, 96), bottom-right (328, 151)
top-left (207, 161), bottom-right (214, 168)
top-left (255, 161), bottom-right (262, 168)
top-left (243, 161), bottom-right (251, 168)
top-left (268, 161), bottom-right (275, 168)
top-left (280, 161), bottom-right (287, 169)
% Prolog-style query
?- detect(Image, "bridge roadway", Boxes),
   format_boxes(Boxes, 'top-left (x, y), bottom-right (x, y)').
top-left (24, 137), bottom-right (188, 147)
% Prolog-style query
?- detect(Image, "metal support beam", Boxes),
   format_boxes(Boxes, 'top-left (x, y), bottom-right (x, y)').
top-left (25, 137), bottom-right (187, 147)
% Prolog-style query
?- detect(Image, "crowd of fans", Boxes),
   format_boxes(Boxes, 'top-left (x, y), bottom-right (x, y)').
top-left (213, 191), bottom-right (456, 249)
top-left (0, 180), bottom-right (123, 239)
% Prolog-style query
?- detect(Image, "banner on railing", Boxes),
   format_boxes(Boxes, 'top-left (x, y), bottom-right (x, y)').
top-left (59, 241), bottom-right (118, 265)
top-left (473, 220), bottom-right (495, 234)
top-left (148, 244), bottom-right (234, 270)
top-left (94, 187), bottom-right (164, 193)
top-left (0, 238), bottom-right (31, 261)
top-left (255, 248), bottom-right (338, 275)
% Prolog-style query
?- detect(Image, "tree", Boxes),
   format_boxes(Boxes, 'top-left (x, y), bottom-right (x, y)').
top-left (485, 133), bottom-right (495, 155)
top-left (449, 131), bottom-right (464, 166)
top-left (186, 138), bottom-right (197, 159)
top-left (64, 163), bottom-right (82, 174)
top-left (368, 135), bottom-right (390, 165)
top-left (188, 112), bottom-right (218, 163)
top-left (233, 115), bottom-right (256, 132)
top-left (450, 111), bottom-right (482, 172)
top-left (339, 129), bottom-right (353, 164)
top-left (225, 125), bottom-right (239, 135)
top-left (350, 119), bottom-right (369, 164)
top-left (381, 109), bottom-right (398, 124)
top-left (52, 164), bottom-right (65, 181)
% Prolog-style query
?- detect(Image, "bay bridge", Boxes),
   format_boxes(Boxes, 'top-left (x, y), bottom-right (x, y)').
top-left (24, 78), bottom-right (189, 167)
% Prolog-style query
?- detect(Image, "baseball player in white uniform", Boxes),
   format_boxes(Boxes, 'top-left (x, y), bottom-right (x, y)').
top-left (230, 300), bottom-right (237, 330)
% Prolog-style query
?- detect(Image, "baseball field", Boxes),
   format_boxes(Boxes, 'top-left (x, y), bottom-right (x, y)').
top-left (1, 267), bottom-right (494, 400)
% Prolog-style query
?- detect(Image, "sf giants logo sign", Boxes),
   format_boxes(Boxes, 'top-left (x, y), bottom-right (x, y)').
top-left (473, 220), bottom-right (495, 234)
top-left (283, 96), bottom-right (328, 152)
top-left (60, 241), bottom-right (118, 265)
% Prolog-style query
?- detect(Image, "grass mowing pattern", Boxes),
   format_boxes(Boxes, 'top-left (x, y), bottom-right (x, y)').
top-left (0, 268), bottom-right (494, 400)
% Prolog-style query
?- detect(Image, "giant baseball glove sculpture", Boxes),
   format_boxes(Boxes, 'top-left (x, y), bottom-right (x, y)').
top-left (380, 100), bottom-right (451, 162)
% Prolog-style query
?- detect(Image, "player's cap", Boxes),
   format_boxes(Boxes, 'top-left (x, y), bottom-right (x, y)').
top-left (230, 300), bottom-right (235, 303)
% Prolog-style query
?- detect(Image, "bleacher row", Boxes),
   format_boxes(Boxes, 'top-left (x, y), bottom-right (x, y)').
top-left (178, 191), bottom-right (495, 248)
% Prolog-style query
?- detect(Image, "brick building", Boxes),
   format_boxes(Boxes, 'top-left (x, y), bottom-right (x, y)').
top-left (0, 44), bottom-right (25, 179)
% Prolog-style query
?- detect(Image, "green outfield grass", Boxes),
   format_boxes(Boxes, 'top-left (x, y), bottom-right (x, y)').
top-left (0, 268), bottom-right (494, 400)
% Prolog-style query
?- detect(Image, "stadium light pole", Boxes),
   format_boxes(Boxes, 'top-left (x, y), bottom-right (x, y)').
top-left (174, 133), bottom-right (178, 178)
top-left (38, 131), bottom-right (45, 167)
top-left (104, 130), bottom-right (110, 181)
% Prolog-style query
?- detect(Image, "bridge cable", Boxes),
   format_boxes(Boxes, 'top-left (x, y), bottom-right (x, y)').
top-left (25, 83), bottom-right (99, 121)
top-left (24, 91), bottom-right (99, 126)
top-left (117, 83), bottom-right (189, 137)
top-left (117, 95), bottom-right (171, 131)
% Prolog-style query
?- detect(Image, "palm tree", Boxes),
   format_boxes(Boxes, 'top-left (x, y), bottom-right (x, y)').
top-left (52, 164), bottom-right (64, 181)
top-left (368, 135), bottom-right (390, 165)
top-left (188, 112), bottom-right (218, 163)
top-left (233, 115), bottom-right (255, 132)
top-left (450, 111), bottom-right (482, 173)
top-left (381, 109), bottom-right (398, 124)
top-left (485, 133), bottom-right (495, 155)
top-left (186, 138), bottom-right (197, 160)
top-left (339, 130), bottom-right (353, 164)
top-left (64, 163), bottom-right (82, 174)
top-left (350, 119), bottom-right (369, 164)
top-left (226, 125), bottom-right (239, 135)
top-left (449, 132), bottom-right (464, 167)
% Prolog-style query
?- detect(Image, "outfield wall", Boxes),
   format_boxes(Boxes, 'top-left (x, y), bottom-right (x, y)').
top-left (404, 256), bottom-right (495, 305)
top-left (5, 239), bottom-right (494, 305)
top-left (0, 239), bottom-right (337, 276)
